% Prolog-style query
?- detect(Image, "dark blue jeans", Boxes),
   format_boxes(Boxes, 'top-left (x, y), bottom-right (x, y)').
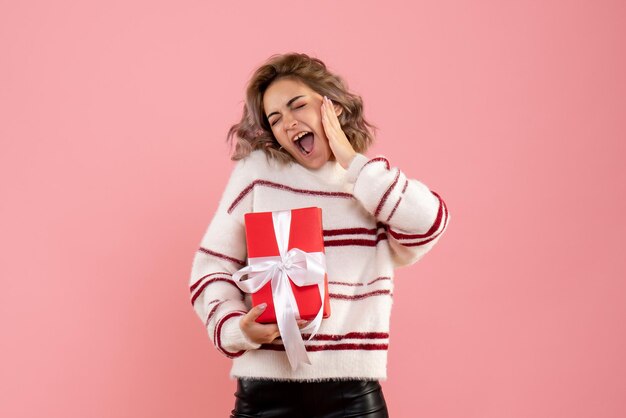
top-left (230, 378), bottom-right (389, 418)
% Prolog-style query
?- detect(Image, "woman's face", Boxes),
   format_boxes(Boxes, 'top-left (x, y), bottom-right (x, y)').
top-left (263, 77), bottom-right (341, 169)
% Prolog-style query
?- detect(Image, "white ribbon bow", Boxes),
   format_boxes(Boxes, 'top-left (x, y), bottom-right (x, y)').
top-left (232, 210), bottom-right (327, 370)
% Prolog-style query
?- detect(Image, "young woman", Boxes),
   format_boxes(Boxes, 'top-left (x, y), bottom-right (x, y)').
top-left (189, 52), bottom-right (449, 417)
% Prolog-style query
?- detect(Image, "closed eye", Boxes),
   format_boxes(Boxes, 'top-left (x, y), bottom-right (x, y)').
top-left (269, 103), bottom-right (306, 126)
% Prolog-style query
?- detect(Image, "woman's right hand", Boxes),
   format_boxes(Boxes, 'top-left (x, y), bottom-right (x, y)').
top-left (239, 303), bottom-right (308, 345)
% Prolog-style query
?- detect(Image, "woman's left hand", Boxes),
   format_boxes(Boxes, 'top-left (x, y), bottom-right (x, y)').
top-left (321, 96), bottom-right (357, 170)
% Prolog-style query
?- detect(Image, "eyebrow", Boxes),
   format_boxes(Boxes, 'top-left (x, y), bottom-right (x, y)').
top-left (266, 95), bottom-right (306, 120)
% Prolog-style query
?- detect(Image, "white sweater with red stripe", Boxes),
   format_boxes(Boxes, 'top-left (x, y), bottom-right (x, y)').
top-left (189, 150), bottom-right (449, 382)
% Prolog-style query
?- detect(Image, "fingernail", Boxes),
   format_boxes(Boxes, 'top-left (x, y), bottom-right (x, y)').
top-left (258, 303), bottom-right (267, 309)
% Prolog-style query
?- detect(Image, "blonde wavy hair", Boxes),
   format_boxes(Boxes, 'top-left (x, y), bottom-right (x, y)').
top-left (227, 52), bottom-right (377, 164)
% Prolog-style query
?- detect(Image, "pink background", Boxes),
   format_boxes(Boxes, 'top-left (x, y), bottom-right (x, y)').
top-left (2, 1), bottom-right (625, 417)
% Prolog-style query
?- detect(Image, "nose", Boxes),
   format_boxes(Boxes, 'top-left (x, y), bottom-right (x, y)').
top-left (283, 112), bottom-right (297, 131)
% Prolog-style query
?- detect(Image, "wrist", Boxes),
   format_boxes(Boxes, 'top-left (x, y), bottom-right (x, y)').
top-left (220, 314), bottom-right (261, 351)
top-left (343, 152), bottom-right (356, 170)
top-left (341, 151), bottom-right (357, 170)
top-left (345, 153), bottom-right (369, 183)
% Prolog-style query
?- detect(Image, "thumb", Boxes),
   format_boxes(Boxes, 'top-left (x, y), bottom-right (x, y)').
top-left (247, 303), bottom-right (268, 321)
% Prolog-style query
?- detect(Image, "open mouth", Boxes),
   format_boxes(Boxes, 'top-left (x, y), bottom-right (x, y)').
top-left (294, 132), bottom-right (315, 155)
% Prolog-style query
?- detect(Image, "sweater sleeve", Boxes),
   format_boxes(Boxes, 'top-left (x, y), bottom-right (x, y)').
top-left (188, 157), bottom-right (261, 358)
top-left (345, 153), bottom-right (450, 268)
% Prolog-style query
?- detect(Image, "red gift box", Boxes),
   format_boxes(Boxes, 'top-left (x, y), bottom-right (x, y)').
top-left (243, 207), bottom-right (331, 324)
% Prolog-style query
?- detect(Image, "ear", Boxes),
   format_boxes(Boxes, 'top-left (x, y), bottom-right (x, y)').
top-left (333, 103), bottom-right (343, 117)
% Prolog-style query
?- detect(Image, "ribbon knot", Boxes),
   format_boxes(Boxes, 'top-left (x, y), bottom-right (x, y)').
top-left (232, 210), bottom-right (327, 371)
top-left (279, 258), bottom-right (292, 271)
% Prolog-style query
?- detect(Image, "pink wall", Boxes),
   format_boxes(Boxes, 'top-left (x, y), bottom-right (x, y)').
top-left (2, 1), bottom-right (625, 417)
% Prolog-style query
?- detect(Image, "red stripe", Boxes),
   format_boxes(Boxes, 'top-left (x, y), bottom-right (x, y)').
top-left (190, 277), bottom-right (244, 306)
top-left (386, 197), bottom-right (403, 223)
top-left (368, 276), bottom-right (391, 285)
top-left (198, 247), bottom-right (245, 266)
top-left (401, 180), bottom-right (409, 193)
top-left (328, 277), bottom-right (391, 287)
top-left (329, 290), bottom-right (392, 300)
top-left (362, 157), bottom-right (390, 171)
top-left (323, 227), bottom-right (379, 236)
top-left (328, 281), bottom-right (364, 286)
top-left (398, 199), bottom-right (449, 247)
top-left (324, 233), bottom-right (388, 247)
top-left (386, 191), bottom-right (445, 240)
top-left (205, 300), bottom-right (226, 326)
top-left (228, 180), bottom-right (353, 214)
top-left (374, 169), bottom-right (401, 217)
top-left (214, 311), bottom-right (247, 358)
top-left (300, 332), bottom-right (389, 341)
top-left (259, 343), bottom-right (388, 352)
top-left (190, 272), bottom-right (232, 293)
top-left (321, 198), bottom-right (446, 249)
top-left (386, 179), bottom-right (409, 222)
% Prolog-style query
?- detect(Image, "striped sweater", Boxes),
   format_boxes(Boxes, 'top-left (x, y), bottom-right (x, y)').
top-left (188, 150), bottom-right (449, 381)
